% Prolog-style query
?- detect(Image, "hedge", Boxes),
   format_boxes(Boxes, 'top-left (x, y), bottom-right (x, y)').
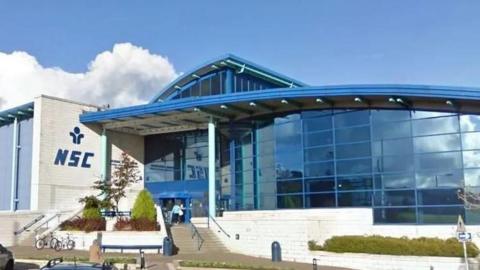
top-left (309, 236), bottom-right (479, 257)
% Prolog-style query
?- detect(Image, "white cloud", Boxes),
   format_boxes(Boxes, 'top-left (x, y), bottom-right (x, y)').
top-left (0, 43), bottom-right (178, 110)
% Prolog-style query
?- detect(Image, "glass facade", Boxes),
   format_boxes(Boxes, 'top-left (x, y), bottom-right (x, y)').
top-left (144, 109), bottom-right (480, 224)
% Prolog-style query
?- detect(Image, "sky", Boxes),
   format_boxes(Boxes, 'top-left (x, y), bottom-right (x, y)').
top-left (1, 0), bottom-right (480, 109)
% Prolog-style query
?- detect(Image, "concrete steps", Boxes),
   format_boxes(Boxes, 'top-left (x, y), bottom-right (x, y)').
top-left (18, 228), bottom-right (47, 247)
top-left (170, 224), bottom-right (227, 254)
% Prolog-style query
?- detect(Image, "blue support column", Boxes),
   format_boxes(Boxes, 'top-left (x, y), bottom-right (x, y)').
top-left (225, 69), bottom-right (234, 94)
top-left (229, 136), bottom-right (236, 210)
top-left (10, 117), bottom-right (18, 211)
top-left (208, 118), bottom-right (216, 219)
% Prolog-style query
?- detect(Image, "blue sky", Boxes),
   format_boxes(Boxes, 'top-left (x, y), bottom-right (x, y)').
top-left (1, 0), bottom-right (480, 108)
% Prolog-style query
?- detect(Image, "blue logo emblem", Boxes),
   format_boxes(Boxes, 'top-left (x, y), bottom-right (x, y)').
top-left (70, 127), bottom-right (84, 145)
top-left (54, 126), bottom-right (94, 168)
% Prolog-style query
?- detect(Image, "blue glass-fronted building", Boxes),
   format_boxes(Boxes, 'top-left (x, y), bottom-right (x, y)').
top-left (81, 54), bottom-right (480, 225)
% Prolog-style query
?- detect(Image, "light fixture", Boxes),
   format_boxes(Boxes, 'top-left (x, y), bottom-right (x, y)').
top-left (220, 105), bottom-right (228, 109)
top-left (193, 107), bottom-right (200, 112)
top-left (396, 98), bottom-right (404, 103)
top-left (249, 102), bottom-right (257, 107)
top-left (281, 99), bottom-right (289, 104)
top-left (388, 97), bottom-right (396, 103)
top-left (354, 97), bottom-right (363, 103)
top-left (316, 98), bottom-right (324, 103)
top-left (446, 100), bottom-right (454, 106)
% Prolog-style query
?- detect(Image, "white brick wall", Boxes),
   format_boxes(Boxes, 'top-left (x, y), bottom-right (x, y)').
top-left (32, 96), bottom-right (145, 212)
top-left (208, 208), bottom-right (480, 265)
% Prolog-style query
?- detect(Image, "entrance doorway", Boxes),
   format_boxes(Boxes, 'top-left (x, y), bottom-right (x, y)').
top-left (157, 196), bottom-right (191, 224)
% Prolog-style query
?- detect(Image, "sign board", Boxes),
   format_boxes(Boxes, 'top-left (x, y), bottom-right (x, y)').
top-left (457, 232), bottom-right (472, 242)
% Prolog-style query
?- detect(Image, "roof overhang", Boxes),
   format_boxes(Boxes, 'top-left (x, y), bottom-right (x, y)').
top-left (81, 84), bottom-right (480, 136)
top-left (0, 102), bottom-right (34, 127)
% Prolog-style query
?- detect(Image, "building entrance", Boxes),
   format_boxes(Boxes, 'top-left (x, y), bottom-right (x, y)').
top-left (158, 196), bottom-right (191, 224)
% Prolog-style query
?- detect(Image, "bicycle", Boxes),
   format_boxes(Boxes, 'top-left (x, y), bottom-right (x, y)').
top-left (34, 233), bottom-right (59, 250)
top-left (53, 233), bottom-right (75, 251)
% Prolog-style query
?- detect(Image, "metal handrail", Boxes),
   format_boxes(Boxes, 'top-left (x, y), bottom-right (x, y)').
top-left (33, 213), bottom-right (61, 233)
top-left (190, 223), bottom-right (204, 251)
top-left (14, 214), bottom-right (46, 235)
top-left (209, 215), bottom-right (230, 238)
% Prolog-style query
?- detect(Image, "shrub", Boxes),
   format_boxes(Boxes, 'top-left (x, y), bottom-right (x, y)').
top-left (81, 196), bottom-right (102, 209)
top-left (114, 217), bottom-right (158, 231)
top-left (83, 207), bottom-right (101, 219)
top-left (60, 217), bottom-right (106, 233)
top-left (131, 189), bottom-right (156, 222)
top-left (309, 236), bottom-right (479, 257)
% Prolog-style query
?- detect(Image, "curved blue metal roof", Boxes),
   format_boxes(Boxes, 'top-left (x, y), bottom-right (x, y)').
top-left (81, 84), bottom-right (480, 126)
top-left (149, 54), bottom-right (308, 103)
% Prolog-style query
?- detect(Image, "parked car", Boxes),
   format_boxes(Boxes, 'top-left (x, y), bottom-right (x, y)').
top-left (41, 258), bottom-right (117, 270)
top-left (0, 244), bottom-right (14, 270)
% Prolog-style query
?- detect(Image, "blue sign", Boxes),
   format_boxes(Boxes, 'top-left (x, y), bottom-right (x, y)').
top-left (54, 127), bottom-right (94, 168)
top-left (457, 232), bottom-right (472, 242)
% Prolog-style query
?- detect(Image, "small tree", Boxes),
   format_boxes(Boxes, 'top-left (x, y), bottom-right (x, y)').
top-left (83, 152), bottom-right (141, 213)
top-left (109, 152), bottom-right (142, 211)
top-left (132, 189), bottom-right (157, 222)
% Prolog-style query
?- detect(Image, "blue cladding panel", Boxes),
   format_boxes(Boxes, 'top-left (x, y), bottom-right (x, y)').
top-left (145, 180), bottom-right (208, 200)
top-left (0, 123), bottom-right (13, 210)
top-left (17, 118), bottom-right (33, 210)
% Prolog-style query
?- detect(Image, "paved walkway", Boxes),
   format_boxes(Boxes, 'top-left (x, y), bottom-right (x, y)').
top-left (10, 246), bottom-right (353, 270)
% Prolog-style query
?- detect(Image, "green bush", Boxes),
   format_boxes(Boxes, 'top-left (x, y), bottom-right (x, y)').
top-left (83, 207), bottom-right (101, 219)
top-left (131, 189), bottom-right (156, 222)
top-left (309, 236), bottom-right (479, 257)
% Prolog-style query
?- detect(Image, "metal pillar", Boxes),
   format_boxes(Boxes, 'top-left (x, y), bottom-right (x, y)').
top-left (225, 69), bottom-right (234, 94)
top-left (208, 118), bottom-right (216, 218)
top-left (100, 128), bottom-right (108, 181)
top-left (10, 117), bottom-right (19, 211)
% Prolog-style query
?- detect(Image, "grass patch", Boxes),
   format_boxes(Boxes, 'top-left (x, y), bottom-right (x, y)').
top-left (179, 260), bottom-right (294, 270)
top-left (309, 236), bottom-right (479, 257)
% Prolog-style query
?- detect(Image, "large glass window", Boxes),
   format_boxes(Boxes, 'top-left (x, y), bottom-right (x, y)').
top-left (216, 109), bottom-right (480, 225)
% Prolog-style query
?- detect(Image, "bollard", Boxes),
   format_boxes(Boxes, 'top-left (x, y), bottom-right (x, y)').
top-left (312, 258), bottom-right (318, 270)
top-left (271, 241), bottom-right (282, 262)
top-left (163, 237), bottom-right (173, 256)
top-left (140, 251), bottom-right (145, 269)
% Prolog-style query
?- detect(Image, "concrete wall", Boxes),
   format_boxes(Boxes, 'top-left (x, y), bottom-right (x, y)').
top-left (0, 211), bottom-right (44, 247)
top-left (306, 251), bottom-right (479, 270)
top-left (32, 96), bottom-right (103, 211)
top-left (31, 95), bottom-right (144, 212)
top-left (209, 208), bottom-right (480, 263)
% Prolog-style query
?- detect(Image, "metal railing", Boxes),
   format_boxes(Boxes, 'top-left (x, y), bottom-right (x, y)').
top-left (14, 214), bottom-right (46, 235)
top-left (209, 215), bottom-right (230, 238)
top-left (190, 223), bottom-right (204, 251)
